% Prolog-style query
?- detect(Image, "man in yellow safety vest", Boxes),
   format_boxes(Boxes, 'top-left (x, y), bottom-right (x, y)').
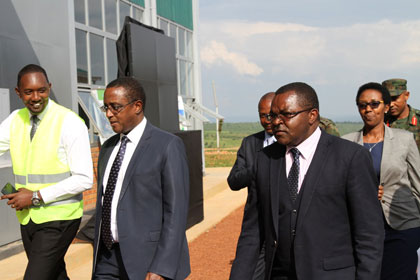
top-left (0, 64), bottom-right (93, 280)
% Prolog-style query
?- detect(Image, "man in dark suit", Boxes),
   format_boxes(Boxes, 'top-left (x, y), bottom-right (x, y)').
top-left (228, 92), bottom-right (275, 279)
top-left (230, 82), bottom-right (384, 280)
top-left (228, 92), bottom-right (276, 191)
top-left (92, 77), bottom-right (190, 280)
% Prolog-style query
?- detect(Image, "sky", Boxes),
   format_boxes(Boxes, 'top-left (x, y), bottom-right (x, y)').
top-left (198, 0), bottom-right (420, 122)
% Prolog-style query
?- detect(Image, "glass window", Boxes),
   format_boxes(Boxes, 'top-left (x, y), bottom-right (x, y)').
top-left (178, 28), bottom-right (186, 57)
top-left (133, 7), bottom-right (143, 23)
top-left (74, 0), bottom-right (85, 24)
top-left (169, 23), bottom-right (177, 39)
top-left (78, 91), bottom-right (114, 140)
top-left (119, 1), bottom-right (131, 31)
top-left (179, 60), bottom-right (187, 96)
top-left (169, 24), bottom-right (177, 53)
top-left (75, 29), bottom-right (88, 84)
top-left (106, 39), bottom-right (118, 82)
top-left (88, 0), bottom-right (103, 30)
top-left (104, 0), bottom-right (117, 34)
top-left (186, 31), bottom-right (193, 59)
top-left (90, 34), bottom-right (105, 85)
top-left (187, 62), bottom-right (194, 97)
top-left (159, 18), bottom-right (168, 36)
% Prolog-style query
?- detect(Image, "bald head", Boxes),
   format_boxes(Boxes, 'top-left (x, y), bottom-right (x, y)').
top-left (258, 92), bottom-right (275, 135)
top-left (258, 92), bottom-right (275, 109)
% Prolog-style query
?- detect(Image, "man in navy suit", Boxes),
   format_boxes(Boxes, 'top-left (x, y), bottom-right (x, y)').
top-left (230, 82), bottom-right (384, 280)
top-left (92, 77), bottom-right (190, 280)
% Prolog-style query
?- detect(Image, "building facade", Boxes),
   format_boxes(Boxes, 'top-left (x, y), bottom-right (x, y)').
top-left (0, 0), bottom-right (212, 248)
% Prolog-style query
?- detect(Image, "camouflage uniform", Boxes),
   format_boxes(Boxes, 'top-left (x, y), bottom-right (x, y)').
top-left (382, 79), bottom-right (420, 151)
top-left (319, 117), bottom-right (340, 136)
top-left (385, 105), bottom-right (420, 150)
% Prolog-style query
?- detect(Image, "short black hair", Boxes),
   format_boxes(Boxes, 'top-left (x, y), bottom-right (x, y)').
top-left (356, 82), bottom-right (391, 105)
top-left (275, 82), bottom-right (319, 110)
top-left (107, 77), bottom-right (146, 109)
top-left (17, 64), bottom-right (49, 87)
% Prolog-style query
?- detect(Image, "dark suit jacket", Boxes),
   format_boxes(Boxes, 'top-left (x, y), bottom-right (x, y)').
top-left (92, 122), bottom-right (190, 279)
top-left (230, 131), bottom-right (384, 280)
top-left (227, 131), bottom-right (266, 191)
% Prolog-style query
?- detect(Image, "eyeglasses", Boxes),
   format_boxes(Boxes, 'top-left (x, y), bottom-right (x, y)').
top-left (100, 100), bottom-right (138, 114)
top-left (357, 100), bottom-right (384, 110)
top-left (268, 108), bottom-right (313, 122)
top-left (259, 113), bottom-right (271, 119)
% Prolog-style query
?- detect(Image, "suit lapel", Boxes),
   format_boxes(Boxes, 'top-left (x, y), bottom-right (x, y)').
top-left (269, 144), bottom-right (286, 237)
top-left (296, 132), bottom-right (331, 230)
top-left (98, 135), bottom-right (120, 197)
top-left (118, 121), bottom-right (153, 203)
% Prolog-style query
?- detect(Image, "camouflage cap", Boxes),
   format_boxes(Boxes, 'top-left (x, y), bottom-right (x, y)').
top-left (382, 78), bottom-right (407, 96)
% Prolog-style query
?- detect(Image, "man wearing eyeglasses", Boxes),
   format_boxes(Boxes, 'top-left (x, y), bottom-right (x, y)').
top-left (382, 78), bottom-right (420, 151)
top-left (228, 92), bottom-right (276, 192)
top-left (0, 64), bottom-right (93, 279)
top-left (92, 77), bottom-right (190, 280)
top-left (228, 92), bottom-right (275, 280)
top-left (230, 82), bottom-right (384, 280)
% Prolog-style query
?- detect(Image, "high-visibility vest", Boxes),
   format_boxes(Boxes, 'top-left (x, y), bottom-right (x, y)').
top-left (9, 100), bottom-right (83, 225)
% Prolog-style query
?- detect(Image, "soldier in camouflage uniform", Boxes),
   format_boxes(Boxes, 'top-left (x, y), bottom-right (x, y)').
top-left (319, 116), bottom-right (340, 136)
top-left (382, 78), bottom-right (420, 150)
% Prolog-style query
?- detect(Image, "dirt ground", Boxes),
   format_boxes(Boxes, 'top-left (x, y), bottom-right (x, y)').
top-left (187, 205), bottom-right (244, 279)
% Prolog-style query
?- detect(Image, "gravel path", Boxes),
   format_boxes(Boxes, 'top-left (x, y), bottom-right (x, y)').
top-left (187, 205), bottom-right (244, 279)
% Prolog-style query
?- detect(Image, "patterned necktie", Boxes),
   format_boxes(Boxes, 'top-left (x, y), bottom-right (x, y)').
top-left (101, 136), bottom-right (129, 249)
top-left (30, 116), bottom-right (39, 141)
top-left (288, 148), bottom-right (300, 202)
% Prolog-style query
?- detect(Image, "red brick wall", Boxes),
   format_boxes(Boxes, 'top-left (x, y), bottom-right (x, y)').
top-left (83, 146), bottom-right (99, 211)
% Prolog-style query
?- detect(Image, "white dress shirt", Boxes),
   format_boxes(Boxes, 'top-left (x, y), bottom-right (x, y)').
top-left (0, 100), bottom-right (93, 203)
top-left (286, 127), bottom-right (321, 192)
top-left (102, 117), bottom-right (147, 242)
top-left (264, 132), bottom-right (276, 148)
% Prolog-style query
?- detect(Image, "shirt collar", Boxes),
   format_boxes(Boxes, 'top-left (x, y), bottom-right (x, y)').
top-left (264, 131), bottom-right (276, 147)
top-left (121, 117), bottom-right (147, 146)
top-left (264, 131), bottom-right (273, 141)
top-left (29, 98), bottom-right (50, 121)
top-left (287, 127), bottom-right (321, 159)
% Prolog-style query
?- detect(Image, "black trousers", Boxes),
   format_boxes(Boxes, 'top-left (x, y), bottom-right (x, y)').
top-left (94, 240), bottom-right (129, 280)
top-left (381, 224), bottom-right (420, 280)
top-left (252, 243), bottom-right (266, 280)
top-left (21, 218), bottom-right (81, 280)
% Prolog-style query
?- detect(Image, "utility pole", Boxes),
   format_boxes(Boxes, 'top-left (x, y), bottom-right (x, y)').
top-left (212, 80), bottom-right (220, 149)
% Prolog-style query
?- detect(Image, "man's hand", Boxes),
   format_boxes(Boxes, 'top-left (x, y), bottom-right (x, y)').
top-left (145, 272), bottom-right (164, 280)
top-left (378, 184), bottom-right (384, 201)
top-left (0, 188), bottom-right (33, 210)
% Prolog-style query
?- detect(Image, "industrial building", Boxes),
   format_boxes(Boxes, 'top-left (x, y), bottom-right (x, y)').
top-left (0, 0), bottom-right (218, 251)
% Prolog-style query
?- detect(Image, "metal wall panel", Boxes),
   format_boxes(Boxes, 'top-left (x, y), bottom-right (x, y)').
top-left (128, 22), bottom-right (179, 131)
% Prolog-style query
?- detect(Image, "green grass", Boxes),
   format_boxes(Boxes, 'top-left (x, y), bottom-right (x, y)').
top-left (336, 122), bottom-right (363, 135)
top-left (204, 122), bottom-right (261, 148)
top-left (204, 122), bottom-right (363, 167)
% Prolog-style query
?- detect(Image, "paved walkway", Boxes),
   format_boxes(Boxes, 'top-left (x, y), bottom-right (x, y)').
top-left (0, 167), bottom-right (247, 280)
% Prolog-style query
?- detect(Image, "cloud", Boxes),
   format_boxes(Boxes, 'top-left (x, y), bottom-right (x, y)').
top-left (200, 19), bottom-right (420, 77)
top-left (200, 40), bottom-right (263, 76)
top-left (221, 21), bottom-right (318, 37)
top-left (199, 19), bottom-right (420, 121)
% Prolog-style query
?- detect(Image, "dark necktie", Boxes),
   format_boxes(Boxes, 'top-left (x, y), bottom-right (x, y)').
top-left (30, 116), bottom-right (39, 141)
top-left (288, 148), bottom-right (300, 202)
top-left (101, 136), bottom-right (129, 249)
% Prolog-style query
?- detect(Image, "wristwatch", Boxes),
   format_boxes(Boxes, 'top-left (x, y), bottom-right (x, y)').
top-left (32, 191), bottom-right (41, 207)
